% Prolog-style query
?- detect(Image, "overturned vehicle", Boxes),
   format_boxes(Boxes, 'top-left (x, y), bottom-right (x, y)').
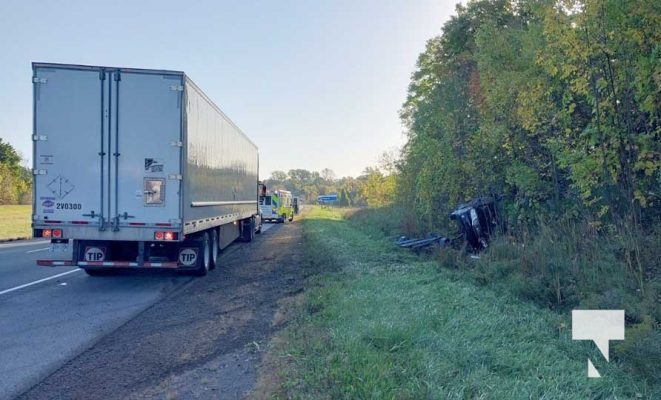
top-left (397, 196), bottom-right (503, 252)
top-left (449, 196), bottom-right (502, 251)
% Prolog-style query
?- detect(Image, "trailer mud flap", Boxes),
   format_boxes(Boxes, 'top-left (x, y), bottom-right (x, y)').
top-left (178, 247), bottom-right (199, 267)
top-left (83, 246), bottom-right (107, 262)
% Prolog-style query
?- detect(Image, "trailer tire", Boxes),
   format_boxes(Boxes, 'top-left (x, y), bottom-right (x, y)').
top-left (192, 232), bottom-right (211, 276)
top-left (240, 218), bottom-right (255, 242)
top-left (248, 223), bottom-right (255, 242)
top-left (255, 214), bottom-right (262, 234)
top-left (210, 229), bottom-right (219, 270)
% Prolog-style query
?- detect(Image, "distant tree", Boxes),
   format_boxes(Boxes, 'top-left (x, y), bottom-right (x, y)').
top-left (301, 185), bottom-right (319, 202)
top-left (338, 176), bottom-right (362, 206)
top-left (378, 149), bottom-right (400, 175)
top-left (0, 138), bottom-right (21, 172)
top-left (270, 170), bottom-right (288, 182)
top-left (0, 138), bottom-right (31, 204)
top-left (321, 168), bottom-right (336, 183)
top-left (265, 170), bottom-right (288, 191)
top-left (358, 167), bottom-right (396, 208)
top-left (288, 169), bottom-right (313, 187)
top-left (0, 163), bottom-right (18, 204)
top-left (338, 187), bottom-right (351, 207)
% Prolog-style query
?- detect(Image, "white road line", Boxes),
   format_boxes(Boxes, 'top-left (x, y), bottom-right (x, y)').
top-left (0, 240), bottom-right (50, 249)
top-left (0, 269), bottom-right (81, 296)
top-left (26, 247), bottom-right (50, 254)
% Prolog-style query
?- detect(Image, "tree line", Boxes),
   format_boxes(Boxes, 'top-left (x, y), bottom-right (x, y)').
top-left (396, 0), bottom-right (660, 234)
top-left (389, 1), bottom-right (659, 378)
top-left (0, 138), bottom-right (31, 205)
top-left (264, 164), bottom-right (396, 208)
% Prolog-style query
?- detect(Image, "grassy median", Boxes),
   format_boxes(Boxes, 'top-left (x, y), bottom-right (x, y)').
top-left (255, 206), bottom-right (658, 399)
top-left (0, 205), bottom-right (31, 240)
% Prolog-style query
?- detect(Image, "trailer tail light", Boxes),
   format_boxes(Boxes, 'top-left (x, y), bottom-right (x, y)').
top-left (42, 228), bottom-right (63, 238)
top-left (154, 231), bottom-right (178, 241)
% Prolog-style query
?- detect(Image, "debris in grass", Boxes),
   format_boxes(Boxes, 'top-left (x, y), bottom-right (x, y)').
top-left (395, 233), bottom-right (449, 250)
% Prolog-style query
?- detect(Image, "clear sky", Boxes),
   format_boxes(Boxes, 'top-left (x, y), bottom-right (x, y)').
top-left (0, 0), bottom-right (458, 178)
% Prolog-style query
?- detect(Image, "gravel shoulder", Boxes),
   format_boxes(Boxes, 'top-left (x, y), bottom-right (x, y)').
top-left (18, 221), bottom-right (305, 400)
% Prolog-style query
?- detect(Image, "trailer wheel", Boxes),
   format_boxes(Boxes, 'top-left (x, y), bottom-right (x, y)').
top-left (255, 214), bottom-right (262, 234)
top-left (240, 218), bottom-right (255, 242)
top-left (247, 222), bottom-right (255, 242)
top-left (192, 232), bottom-right (211, 276)
top-left (210, 229), bottom-right (219, 270)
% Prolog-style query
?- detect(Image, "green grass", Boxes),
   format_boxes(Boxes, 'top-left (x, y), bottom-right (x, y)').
top-left (262, 206), bottom-right (659, 399)
top-left (0, 205), bottom-right (32, 240)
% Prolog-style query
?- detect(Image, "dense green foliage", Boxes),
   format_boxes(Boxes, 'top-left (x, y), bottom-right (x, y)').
top-left (399, 0), bottom-right (660, 232)
top-left (344, 0), bottom-right (661, 385)
top-left (0, 138), bottom-right (31, 205)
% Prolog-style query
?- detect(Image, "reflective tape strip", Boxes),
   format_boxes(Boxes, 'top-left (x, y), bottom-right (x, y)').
top-left (144, 262), bottom-right (178, 268)
top-left (39, 260), bottom-right (180, 268)
top-left (78, 261), bottom-right (138, 267)
top-left (37, 260), bottom-right (74, 267)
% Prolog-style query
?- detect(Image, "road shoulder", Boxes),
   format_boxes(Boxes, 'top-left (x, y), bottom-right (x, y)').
top-left (17, 221), bottom-right (305, 400)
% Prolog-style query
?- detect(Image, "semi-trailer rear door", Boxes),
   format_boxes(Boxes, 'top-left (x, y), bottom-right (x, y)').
top-left (33, 65), bottom-right (104, 226)
top-left (108, 70), bottom-right (183, 229)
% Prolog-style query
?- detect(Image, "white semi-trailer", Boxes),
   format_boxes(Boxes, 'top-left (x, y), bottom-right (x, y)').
top-left (32, 62), bottom-right (261, 276)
